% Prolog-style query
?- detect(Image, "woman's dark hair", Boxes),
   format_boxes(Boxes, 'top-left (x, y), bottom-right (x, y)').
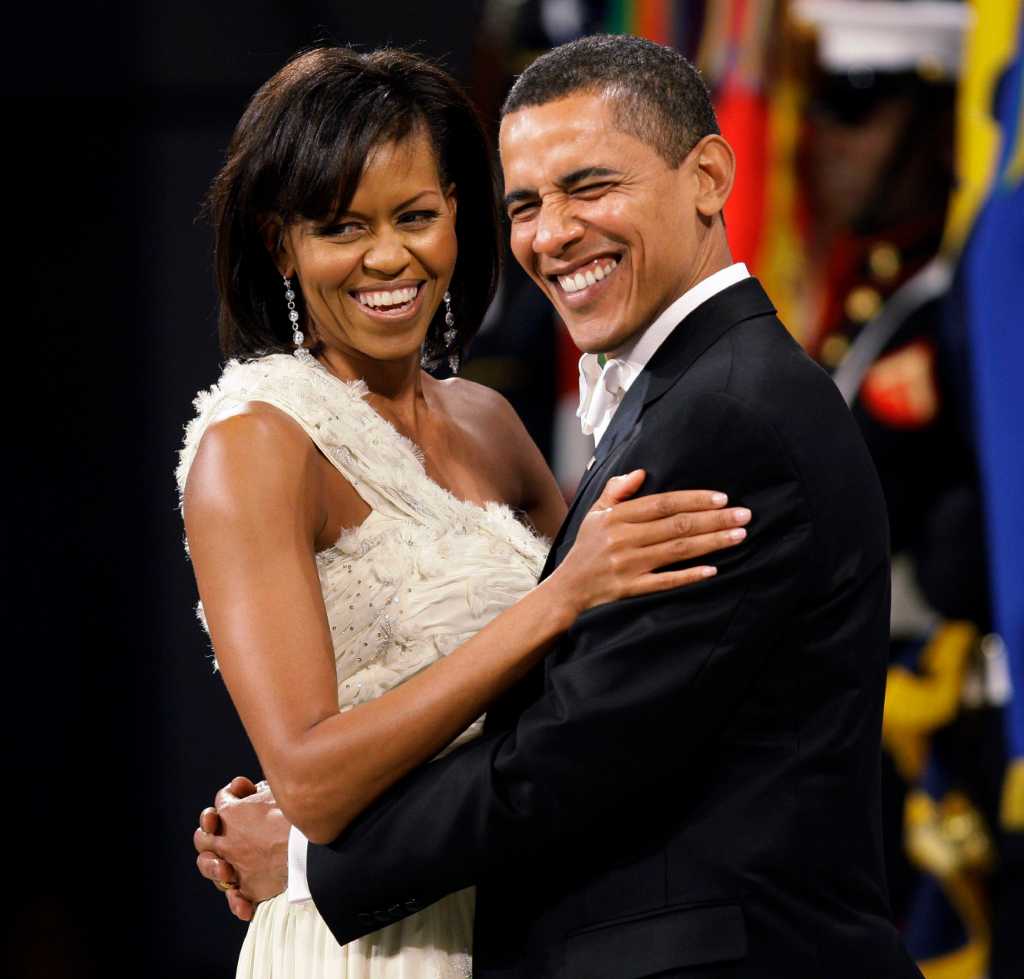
top-left (206, 47), bottom-right (501, 363)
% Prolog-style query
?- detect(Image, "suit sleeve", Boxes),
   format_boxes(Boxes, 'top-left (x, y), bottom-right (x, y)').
top-left (307, 391), bottom-right (819, 945)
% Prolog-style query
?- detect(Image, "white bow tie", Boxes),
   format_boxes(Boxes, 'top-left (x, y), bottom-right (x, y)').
top-left (577, 355), bottom-right (636, 439)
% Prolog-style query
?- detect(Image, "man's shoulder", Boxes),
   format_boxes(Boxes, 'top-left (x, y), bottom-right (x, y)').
top-left (650, 311), bottom-right (882, 504)
top-left (659, 313), bottom-right (841, 427)
top-left (684, 315), bottom-right (854, 438)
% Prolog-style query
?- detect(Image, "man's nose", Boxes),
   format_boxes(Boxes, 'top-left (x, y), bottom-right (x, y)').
top-left (532, 203), bottom-right (584, 256)
top-left (364, 228), bottom-right (410, 275)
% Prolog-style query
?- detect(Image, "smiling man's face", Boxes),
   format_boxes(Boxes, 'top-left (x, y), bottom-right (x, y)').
top-left (500, 90), bottom-right (707, 355)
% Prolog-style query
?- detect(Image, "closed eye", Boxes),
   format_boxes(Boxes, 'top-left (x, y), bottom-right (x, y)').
top-left (507, 200), bottom-right (539, 222)
top-left (571, 181), bottom-right (614, 198)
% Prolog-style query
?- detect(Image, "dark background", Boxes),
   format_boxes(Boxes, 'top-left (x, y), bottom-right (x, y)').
top-left (4, 3), bottom-right (489, 975)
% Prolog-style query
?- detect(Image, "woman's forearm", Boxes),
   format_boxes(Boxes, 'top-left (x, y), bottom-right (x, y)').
top-left (266, 573), bottom-right (574, 844)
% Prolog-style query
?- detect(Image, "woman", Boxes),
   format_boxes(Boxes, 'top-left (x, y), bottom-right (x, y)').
top-left (178, 47), bottom-right (750, 978)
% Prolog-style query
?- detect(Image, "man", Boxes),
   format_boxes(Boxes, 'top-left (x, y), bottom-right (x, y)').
top-left (196, 35), bottom-right (921, 977)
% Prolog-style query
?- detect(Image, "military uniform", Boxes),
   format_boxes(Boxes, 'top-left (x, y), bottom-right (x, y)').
top-left (793, 3), bottom-right (1020, 973)
top-left (802, 128), bottom-right (1020, 979)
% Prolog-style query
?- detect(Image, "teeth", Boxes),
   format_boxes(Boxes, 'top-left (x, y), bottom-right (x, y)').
top-left (356, 286), bottom-right (418, 308)
top-left (558, 259), bottom-right (618, 294)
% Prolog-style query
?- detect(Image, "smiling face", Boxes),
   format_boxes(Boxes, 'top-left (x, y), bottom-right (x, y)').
top-left (500, 91), bottom-right (724, 355)
top-left (277, 127), bottom-right (457, 368)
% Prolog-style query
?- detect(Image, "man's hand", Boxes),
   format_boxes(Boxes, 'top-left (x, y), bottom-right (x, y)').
top-left (194, 776), bottom-right (291, 921)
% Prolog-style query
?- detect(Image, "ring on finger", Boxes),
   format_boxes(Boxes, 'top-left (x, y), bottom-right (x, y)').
top-left (214, 880), bottom-right (237, 892)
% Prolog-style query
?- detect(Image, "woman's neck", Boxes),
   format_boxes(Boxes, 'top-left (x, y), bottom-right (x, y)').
top-left (317, 343), bottom-right (426, 422)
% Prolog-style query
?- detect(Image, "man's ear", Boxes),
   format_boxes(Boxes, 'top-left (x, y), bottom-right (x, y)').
top-left (690, 134), bottom-right (735, 219)
top-left (260, 216), bottom-right (294, 278)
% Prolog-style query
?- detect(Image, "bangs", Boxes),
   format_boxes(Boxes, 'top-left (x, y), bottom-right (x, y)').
top-left (271, 85), bottom-right (430, 228)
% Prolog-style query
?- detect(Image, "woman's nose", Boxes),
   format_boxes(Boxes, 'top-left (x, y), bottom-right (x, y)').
top-left (363, 228), bottom-right (411, 275)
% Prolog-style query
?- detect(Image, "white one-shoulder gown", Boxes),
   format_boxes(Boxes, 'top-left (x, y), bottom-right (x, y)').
top-left (177, 353), bottom-right (548, 979)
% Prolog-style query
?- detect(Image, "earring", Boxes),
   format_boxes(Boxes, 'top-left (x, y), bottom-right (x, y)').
top-left (284, 275), bottom-right (310, 360)
top-left (443, 290), bottom-right (460, 375)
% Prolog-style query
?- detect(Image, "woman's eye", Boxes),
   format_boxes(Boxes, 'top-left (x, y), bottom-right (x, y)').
top-left (399, 209), bottom-right (439, 226)
top-left (317, 222), bottom-right (363, 239)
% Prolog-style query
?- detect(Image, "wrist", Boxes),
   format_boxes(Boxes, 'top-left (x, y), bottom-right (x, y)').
top-left (270, 804), bottom-right (292, 885)
top-left (534, 570), bottom-right (581, 636)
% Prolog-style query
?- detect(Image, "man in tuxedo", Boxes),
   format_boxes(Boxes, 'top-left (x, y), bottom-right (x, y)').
top-left (196, 35), bottom-right (922, 977)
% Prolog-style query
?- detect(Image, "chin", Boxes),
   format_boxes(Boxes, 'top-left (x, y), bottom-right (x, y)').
top-left (377, 345), bottom-right (426, 364)
top-left (362, 330), bottom-right (430, 361)
top-left (561, 316), bottom-right (634, 356)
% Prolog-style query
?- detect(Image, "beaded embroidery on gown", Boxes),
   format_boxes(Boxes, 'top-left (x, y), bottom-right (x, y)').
top-left (177, 353), bottom-right (549, 979)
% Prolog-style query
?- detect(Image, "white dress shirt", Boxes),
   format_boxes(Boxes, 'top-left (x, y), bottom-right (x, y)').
top-left (288, 824), bottom-right (312, 902)
top-left (577, 263), bottom-right (750, 446)
top-left (287, 261), bottom-right (751, 904)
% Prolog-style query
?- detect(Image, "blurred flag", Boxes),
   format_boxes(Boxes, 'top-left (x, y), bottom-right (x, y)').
top-left (696, 1), bottom-right (808, 339)
top-left (697, 0), bottom-right (774, 269)
top-left (949, 0), bottom-right (1024, 838)
top-left (603, 0), bottom-right (705, 51)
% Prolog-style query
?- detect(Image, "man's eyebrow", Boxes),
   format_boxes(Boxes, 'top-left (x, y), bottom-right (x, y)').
top-left (503, 188), bottom-right (537, 210)
top-left (503, 167), bottom-right (622, 211)
top-left (558, 166), bottom-right (621, 186)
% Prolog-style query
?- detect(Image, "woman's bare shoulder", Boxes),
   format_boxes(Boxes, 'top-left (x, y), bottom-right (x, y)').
top-left (184, 402), bottom-right (318, 514)
top-left (433, 375), bottom-right (563, 525)
top-left (435, 376), bottom-right (524, 435)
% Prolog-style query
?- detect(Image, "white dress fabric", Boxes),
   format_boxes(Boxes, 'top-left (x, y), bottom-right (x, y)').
top-left (177, 353), bottom-right (549, 979)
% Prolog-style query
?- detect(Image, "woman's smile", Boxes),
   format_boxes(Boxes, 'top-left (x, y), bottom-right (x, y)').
top-left (349, 280), bottom-right (427, 321)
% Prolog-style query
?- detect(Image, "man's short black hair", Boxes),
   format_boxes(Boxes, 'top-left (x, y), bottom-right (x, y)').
top-left (502, 34), bottom-right (719, 167)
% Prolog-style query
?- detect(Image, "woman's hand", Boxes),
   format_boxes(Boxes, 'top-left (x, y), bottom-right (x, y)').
top-left (548, 469), bottom-right (750, 618)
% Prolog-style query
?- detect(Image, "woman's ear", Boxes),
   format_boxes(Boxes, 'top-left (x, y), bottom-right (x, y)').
top-left (260, 216), bottom-right (294, 278)
top-left (691, 134), bottom-right (736, 219)
top-left (445, 183), bottom-right (458, 221)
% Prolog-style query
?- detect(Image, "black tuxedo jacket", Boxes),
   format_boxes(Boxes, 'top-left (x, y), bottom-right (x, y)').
top-left (307, 278), bottom-right (923, 978)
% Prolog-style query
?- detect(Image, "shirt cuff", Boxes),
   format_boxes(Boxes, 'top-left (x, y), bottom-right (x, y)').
top-left (287, 824), bottom-right (312, 903)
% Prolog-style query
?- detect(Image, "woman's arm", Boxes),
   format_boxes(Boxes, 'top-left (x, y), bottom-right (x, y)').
top-left (185, 404), bottom-right (747, 845)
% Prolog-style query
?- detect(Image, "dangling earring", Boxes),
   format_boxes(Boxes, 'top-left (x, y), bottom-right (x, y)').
top-left (284, 276), bottom-right (311, 362)
top-left (443, 290), bottom-right (460, 375)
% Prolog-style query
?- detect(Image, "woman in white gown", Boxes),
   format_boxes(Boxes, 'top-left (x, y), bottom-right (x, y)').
top-left (178, 47), bottom-right (749, 979)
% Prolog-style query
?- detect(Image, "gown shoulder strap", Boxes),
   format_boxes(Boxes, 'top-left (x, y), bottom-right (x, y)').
top-left (175, 353), bottom-right (425, 519)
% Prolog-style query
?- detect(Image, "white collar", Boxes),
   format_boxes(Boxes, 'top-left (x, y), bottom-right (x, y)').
top-left (578, 262), bottom-right (750, 444)
top-left (609, 262), bottom-right (750, 375)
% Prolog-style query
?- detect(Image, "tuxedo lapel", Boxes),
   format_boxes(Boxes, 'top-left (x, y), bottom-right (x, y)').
top-left (564, 369), bottom-right (651, 526)
top-left (540, 278), bottom-right (776, 581)
top-left (539, 423), bottom-right (643, 580)
top-left (638, 277), bottom-right (775, 411)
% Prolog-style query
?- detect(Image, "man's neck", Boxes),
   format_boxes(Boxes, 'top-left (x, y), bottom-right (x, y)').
top-left (607, 262), bottom-right (751, 370)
